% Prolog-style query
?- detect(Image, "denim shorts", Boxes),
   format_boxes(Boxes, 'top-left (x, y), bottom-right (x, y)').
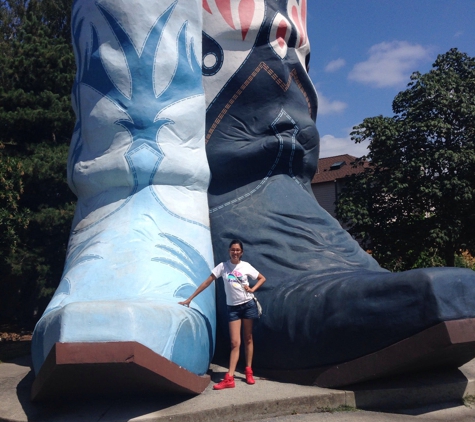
top-left (227, 299), bottom-right (259, 322)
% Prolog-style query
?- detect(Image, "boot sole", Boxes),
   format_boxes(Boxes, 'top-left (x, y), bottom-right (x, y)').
top-left (258, 318), bottom-right (475, 388)
top-left (31, 341), bottom-right (210, 401)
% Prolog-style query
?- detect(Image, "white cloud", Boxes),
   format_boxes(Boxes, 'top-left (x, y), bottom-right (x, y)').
top-left (348, 41), bottom-right (432, 88)
top-left (317, 92), bottom-right (347, 115)
top-left (325, 58), bottom-right (346, 72)
top-left (319, 134), bottom-right (369, 159)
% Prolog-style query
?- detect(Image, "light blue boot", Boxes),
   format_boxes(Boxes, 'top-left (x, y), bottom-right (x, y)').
top-left (31, 0), bottom-right (215, 398)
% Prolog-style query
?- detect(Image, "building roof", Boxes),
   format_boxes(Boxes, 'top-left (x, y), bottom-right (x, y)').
top-left (311, 154), bottom-right (369, 184)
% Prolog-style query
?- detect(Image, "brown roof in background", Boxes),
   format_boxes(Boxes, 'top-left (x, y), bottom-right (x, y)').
top-left (311, 154), bottom-right (369, 184)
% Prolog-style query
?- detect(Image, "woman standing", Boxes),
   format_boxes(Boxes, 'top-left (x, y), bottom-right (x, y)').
top-left (179, 239), bottom-right (266, 389)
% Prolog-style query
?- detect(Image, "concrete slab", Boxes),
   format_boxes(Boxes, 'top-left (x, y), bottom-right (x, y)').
top-left (0, 356), bottom-right (474, 422)
top-left (345, 359), bottom-right (475, 410)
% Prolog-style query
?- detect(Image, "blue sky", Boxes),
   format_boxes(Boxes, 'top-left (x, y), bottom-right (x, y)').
top-left (306, 1), bottom-right (475, 158)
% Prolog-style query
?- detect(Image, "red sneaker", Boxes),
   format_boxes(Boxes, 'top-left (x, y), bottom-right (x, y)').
top-left (213, 373), bottom-right (235, 390)
top-left (245, 367), bottom-right (255, 385)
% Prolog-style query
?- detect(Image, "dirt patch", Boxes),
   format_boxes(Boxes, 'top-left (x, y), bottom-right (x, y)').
top-left (0, 326), bottom-right (32, 362)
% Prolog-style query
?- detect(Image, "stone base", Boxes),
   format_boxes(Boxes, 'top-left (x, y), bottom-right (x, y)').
top-left (31, 342), bottom-right (210, 401)
top-left (258, 318), bottom-right (475, 388)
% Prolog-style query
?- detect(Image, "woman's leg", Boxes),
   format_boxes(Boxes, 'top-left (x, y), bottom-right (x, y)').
top-left (228, 319), bottom-right (242, 376)
top-left (242, 318), bottom-right (254, 368)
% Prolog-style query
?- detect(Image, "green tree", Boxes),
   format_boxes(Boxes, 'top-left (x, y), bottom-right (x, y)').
top-left (0, 0), bottom-right (76, 326)
top-left (336, 49), bottom-right (475, 271)
top-left (0, 151), bottom-right (30, 258)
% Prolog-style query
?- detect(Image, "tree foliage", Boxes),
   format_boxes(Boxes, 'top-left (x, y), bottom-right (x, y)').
top-left (0, 151), bottom-right (29, 257)
top-left (336, 49), bottom-right (475, 271)
top-left (0, 0), bottom-right (76, 326)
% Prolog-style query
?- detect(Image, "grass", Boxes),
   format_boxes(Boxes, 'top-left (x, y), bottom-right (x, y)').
top-left (464, 395), bottom-right (475, 408)
top-left (317, 405), bottom-right (358, 413)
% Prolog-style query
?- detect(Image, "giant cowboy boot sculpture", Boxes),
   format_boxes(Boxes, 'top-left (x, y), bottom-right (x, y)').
top-left (31, 0), bottom-right (215, 399)
top-left (203, 0), bottom-right (475, 387)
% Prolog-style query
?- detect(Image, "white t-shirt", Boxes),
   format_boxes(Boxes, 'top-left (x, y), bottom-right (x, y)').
top-left (212, 260), bottom-right (260, 306)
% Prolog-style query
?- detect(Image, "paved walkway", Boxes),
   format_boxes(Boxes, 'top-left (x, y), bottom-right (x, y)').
top-left (260, 403), bottom-right (475, 422)
top-left (1, 356), bottom-right (475, 422)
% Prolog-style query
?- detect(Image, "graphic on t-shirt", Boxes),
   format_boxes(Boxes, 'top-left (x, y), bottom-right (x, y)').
top-left (228, 270), bottom-right (245, 289)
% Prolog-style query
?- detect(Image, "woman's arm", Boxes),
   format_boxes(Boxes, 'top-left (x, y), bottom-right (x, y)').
top-left (178, 274), bottom-right (217, 307)
top-left (245, 273), bottom-right (266, 293)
